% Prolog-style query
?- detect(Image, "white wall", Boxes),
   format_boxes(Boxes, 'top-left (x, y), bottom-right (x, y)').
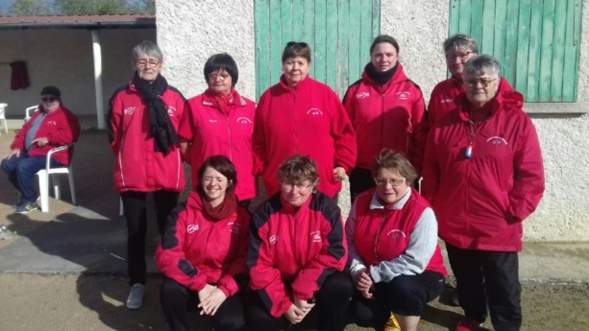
top-left (0, 28), bottom-right (155, 121)
top-left (157, 0), bottom-right (589, 242)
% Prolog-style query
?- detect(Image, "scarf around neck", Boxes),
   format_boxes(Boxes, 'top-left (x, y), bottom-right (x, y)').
top-left (365, 62), bottom-right (398, 85)
top-left (205, 88), bottom-right (236, 114)
top-left (132, 72), bottom-right (179, 155)
top-left (201, 191), bottom-right (238, 221)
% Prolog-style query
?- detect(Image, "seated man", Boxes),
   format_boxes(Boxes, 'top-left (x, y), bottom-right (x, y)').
top-left (1, 86), bottom-right (80, 214)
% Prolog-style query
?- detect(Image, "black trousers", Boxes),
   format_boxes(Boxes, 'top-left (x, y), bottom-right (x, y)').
top-left (349, 167), bottom-right (374, 205)
top-left (160, 277), bottom-right (245, 331)
top-left (353, 271), bottom-right (445, 330)
top-left (246, 271), bottom-right (354, 331)
top-left (446, 243), bottom-right (522, 331)
top-left (121, 190), bottom-right (179, 286)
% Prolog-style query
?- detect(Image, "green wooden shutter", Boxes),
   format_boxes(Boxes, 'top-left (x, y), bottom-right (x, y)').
top-left (254, 0), bottom-right (381, 100)
top-left (449, 0), bottom-right (582, 102)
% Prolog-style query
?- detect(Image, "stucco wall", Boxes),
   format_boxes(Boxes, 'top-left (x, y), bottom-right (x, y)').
top-left (157, 0), bottom-right (589, 242)
top-left (0, 28), bottom-right (155, 119)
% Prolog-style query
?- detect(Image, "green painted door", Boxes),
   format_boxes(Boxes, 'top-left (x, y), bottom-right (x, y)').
top-left (254, 0), bottom-right (381, 100)
top-left (449, 0), bottom-right (582, 102)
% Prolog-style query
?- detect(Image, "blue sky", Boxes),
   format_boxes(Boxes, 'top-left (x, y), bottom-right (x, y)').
top-left (0, 0), bottom-right (12, 12)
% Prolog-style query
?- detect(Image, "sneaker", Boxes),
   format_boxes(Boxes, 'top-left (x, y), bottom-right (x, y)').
top-left (14, 202), bottom-right (38, 214)
top-left (384, 313), bottom-right (401, 331)
top-left (126, 283), bottom-right (145, 309)
top-left (455, 317), bottom-right (483, 331)
top-left (439, 285), bottom-right (460, 306)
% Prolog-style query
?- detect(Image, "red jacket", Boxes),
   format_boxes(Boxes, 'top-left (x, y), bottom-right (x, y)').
top-left (422, 90), bottom-right (545, 252)
top-left (11, 104), bottom-right (80, 166)
top-left (343, 63), bottom-right (427, 172)
top-left (108, 82), bottom-right (186, 193)
top-left (248, 192), bottom-right (348, 317)
top-left (349, 188), bottom-right (447, 278)
top-left (178, 91), bottom-right (257, 200)
top-left (156, 192), bottom-right (250, 297)
top-left (253, 76), bottom-right (357, 198)
top-left (428, 76), bottom-right (513, 127)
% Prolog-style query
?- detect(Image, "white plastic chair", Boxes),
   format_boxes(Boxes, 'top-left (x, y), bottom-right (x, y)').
top-left (0, 103), bottom-right (8, 134)
top-left (25, 105), bottom-right (38, 123)
top-left (36, 144), bottom-right (76, 212)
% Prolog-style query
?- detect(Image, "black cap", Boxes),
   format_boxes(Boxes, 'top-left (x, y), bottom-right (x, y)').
top-left (40, 86), bottom-right (61, 98)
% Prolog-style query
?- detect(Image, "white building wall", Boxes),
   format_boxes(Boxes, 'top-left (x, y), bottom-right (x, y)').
top-left (158, 0), bottom-right (589, 242)
top-left (0, 28), bottom-right (155, 120)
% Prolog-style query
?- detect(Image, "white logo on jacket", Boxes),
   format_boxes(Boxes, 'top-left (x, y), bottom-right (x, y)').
top-left (167, 106), bottom-right (176, 116)
top-left (487, 136), bottom-right (509, 145)
top-left (396, 91), bottom-right (411, 100)
top-left (441, 98), bottom-right (454, 104)
top-left (269, 235), bottom-right (278, 245)
top-left (356, 92), bottom-right (369, 99)
top-left (228, 222), bottom-right (241, 234)
top-left (123, 106), bottom-right (136, 115)
top-left (209, 119), bottom-right (218, 123)
top-left (236, 117), bottom-right (253, 124)
top-left (306, 108), bottom-right (323, 116)
top-left (47, 120), bottom-right (57, 126)
top-left (186, 224), bottom-right (199, 233)
top-left (386, 229), bottom-right (406, 240)
top-left (309, 231), bottom-right (322, 243)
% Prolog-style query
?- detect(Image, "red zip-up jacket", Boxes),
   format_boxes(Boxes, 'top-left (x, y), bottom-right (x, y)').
top-left (11, 104), bottom-right (80, 166)
top-left (178, 91), bottom-right (257, 200)
top-left (156, 191), bottom-right (250, 297)
top-left (253, 76), bottom-right (357, 198)
top-left (422, 90), bottom-right (545, 252)
top-left (108, 81), bottom-right (186, 193)
top-left (247, 192), bottom-right (347, 317)
top-left (343, 63), bottom-right (427, 173)
top-left (428, 76), bottom-right (513, 127)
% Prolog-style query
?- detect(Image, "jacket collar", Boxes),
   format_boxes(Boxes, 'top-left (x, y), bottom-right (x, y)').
top-left (277, 74), bottom-right (313, 92)
top-left (201, 90), bottom-right (247, 108)
top-left (361, 61), bottom-right (408, 91)
top-left (369, 187), bottom-right (412, 210)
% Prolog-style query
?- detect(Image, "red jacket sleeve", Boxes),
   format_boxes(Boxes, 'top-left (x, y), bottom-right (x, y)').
top-left (108, 93), bottom-right (123, 155)
top-left (329, 89), bottom-right (357, 173)
top-left (156, 206), bottom-right (208, 292)
top-left (508, 115), bottom-right (545, 221)
top-left (177, 102), bottom-right (194, 142)
top-left (252, 93), bottom-right (268, 176)
top-left (248, 211), bottom-right (291, 318)
top-left (421, 127), bottom-right (440, 204)
top-left (290, 201), bottom-right (348, 300)
top-left (217, 209), bottom-right (251, 297)
top-left (428, 85), bottom-right (442, 128)
top-left (342, 85), bottom-right (358, 129)
top-left (410, 88), bottom-right (428, 175)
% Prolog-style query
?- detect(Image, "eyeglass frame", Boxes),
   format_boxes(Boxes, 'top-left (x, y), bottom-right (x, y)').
top-left (135, 59), bottom-right (161, 68)
top-left (465, 78), bottom-right (497, 88)
top-left (208, 72), bottom-right (231, 81)
top-left (280, 181), bottom-right (314, 191)
top-left (373, 177), bottom-right (406, 187)
top-left (41, 97), bottom-right (57, 103)
top-left (445, 51), bottom-right (476, 62)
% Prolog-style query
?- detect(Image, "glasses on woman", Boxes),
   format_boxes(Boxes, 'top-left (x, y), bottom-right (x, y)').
top-left (286, 41), bottom-right (309, 48)
top-left (208, 72), bottom-right (230, 81)
top-left (135, 60), bottom-right (160, 68)
top-left (465, 78), bottom-right (496, 88)
top-left (41, 97), bottom-right (56, 103)
top-left (280, 182), bottom-right (312, 190)
top-left (373, 177), bottom-right (406, 187)
top-left (445, 51), bottom-right (475, 62)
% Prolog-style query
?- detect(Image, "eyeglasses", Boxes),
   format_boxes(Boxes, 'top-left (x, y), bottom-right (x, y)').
top-left (208, 72), bottom-right (230, 81)
top-left (280, 182), bottom-right (312, 190)
top-left (465, 78), bottom-right (497, 88)
top-left (286, 41), bottom-right (309, 48)
top-left (373, 177), bottom-right (406, 187)
top-left (41, 97), bottom-right (56, 103)
top-left (445, 51), bottom-right (475, 62)
top-left (135, 60), bottom-right (160, 68)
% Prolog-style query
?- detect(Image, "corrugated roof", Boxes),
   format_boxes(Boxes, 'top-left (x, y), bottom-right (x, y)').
top-left (0, 14), bottom-right (155, 30)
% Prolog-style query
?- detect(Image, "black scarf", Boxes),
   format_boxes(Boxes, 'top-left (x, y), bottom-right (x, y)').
top-left (365, 62), bottom-right (398, 85)
top-left (132, 72), bottom-right (179, 155)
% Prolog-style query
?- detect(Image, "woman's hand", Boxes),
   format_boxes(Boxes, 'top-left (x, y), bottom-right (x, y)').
top-left (284, 303), bottom-right (306, 324)
top-left (354, 270), bottom-right (373, 292)
top-left (198, 287), bottom-right (227, 316)
top-left (293, 296), bottom-right (315, 316)
top-left (333, 167), bottom-right (347, 182)
top-left (197, 284), bottom-right (216, 309)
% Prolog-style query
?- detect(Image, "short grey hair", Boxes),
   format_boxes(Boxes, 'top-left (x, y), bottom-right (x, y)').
top-left (132, 40), bottom-right (163, 63)
top-left (443, 34), bottom-right (479, 54)
top-left (463, 55), bottom-right (501, 79)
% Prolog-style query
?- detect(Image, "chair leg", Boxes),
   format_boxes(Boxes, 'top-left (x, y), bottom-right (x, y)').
top-left (37, 170), bottom-right (49, 212)
top-left (53, 175), bottom-right (61, 200)
top-left (2, 119), bottom-right (7, 134)
top-left (68, 168), bottom-right (76, 205)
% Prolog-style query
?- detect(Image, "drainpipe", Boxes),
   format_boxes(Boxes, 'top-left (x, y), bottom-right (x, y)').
top-left (92, 30), bottom-right (105, 129)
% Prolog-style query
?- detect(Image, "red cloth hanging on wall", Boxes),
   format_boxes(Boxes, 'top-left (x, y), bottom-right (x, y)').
top-left (10, 61), bottom-right (30, 90)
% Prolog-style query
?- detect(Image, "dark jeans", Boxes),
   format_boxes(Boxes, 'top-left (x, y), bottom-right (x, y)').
top-left (160, 278), bottom-right (245, 331)
top-left (353, 271), bottom-right (445, 330)
top-left (1, 153), bottom-right (63, 204)
top-left (247, 271), bottom-right (354, 331)
top-left (446, 243), bottom-right (522, 331)
top-left (121, 190), bottom-right (179, 286)
top-left (349, 167), bottom-right (374, 205)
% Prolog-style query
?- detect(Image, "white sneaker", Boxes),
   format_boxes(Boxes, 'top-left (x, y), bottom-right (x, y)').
top-left (126, 283), bottom-right (145, 309)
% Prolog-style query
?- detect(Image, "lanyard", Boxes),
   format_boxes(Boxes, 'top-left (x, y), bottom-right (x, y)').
top-left (465, 111), bottom-right (492, 159)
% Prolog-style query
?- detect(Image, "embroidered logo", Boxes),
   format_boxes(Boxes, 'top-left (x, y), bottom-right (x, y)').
top-left (229, 222), bottom-right (241, 234)
top-left (166, 106), bottom-right (176, 116)
top-left (236, 117), bottom-right (253, 124)
top-left (487, 136), bottom-right (508, 145)
top-left (269, 235), bottom-right (278, 245)
top-left (306, 108), bottom-right (324, 116)
top-left (356, 92), bottom-right (369, 99)
top-left (186, 224), bottom-right (199, 233)
top-left (396, 91), bottom-right (411, 100)
top-left (209, 119), bottom-right (218, 123)
top-left (309, 231), bottom-right (322, 243)
top-left (386, 229), bottom-right (406, 240)
top-left (47, 120), bottom-right (57, 126)
top-left (123, 106), bottom-right (136, 115)
top-left (441, 98), bottom-right (454, 104)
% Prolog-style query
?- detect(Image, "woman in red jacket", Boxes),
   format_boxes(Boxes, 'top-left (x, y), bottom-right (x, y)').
top-left (253, 42), bottom-right (356, 199)
top-left (247, 155), bottom-right (353, 330)
top-left (346, 149), bottom-right (446, 331)
top-left (422, 55), bottom-right (545, 331)
top-left (157, 155), bottom-right (250, 331)
top-left (178, 53), bottom-right (256, 207)
top-left (343, 35), bottom-right (427, 203)
top-left (108, 40), bottom-right (186, 310)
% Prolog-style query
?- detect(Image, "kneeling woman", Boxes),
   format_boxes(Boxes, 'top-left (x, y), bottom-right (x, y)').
top-left (156, 155), bottom-right (250, 331)
top-left (247, 155), bottom-right (353, 331)
top-left (346, 149), bottom-right (447, 331)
